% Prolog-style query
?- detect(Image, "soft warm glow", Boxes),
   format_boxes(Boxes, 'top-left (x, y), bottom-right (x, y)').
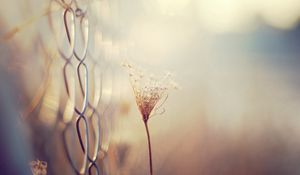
top-left (196, 0), bottom-right (254, 33)
top-left (195, 0), bottom-right (300, 32)
top-left (157, 0), bottom-right (190, 16)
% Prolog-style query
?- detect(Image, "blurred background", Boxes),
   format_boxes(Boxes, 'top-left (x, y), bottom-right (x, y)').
top-left (1, 0), bottom-right (300, 175)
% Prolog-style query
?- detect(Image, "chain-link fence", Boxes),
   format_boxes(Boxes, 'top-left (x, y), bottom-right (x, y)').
top-left (1, 0), bottom-right (124, 174)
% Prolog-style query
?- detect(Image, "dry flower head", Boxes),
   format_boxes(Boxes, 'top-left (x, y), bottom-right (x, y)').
top-left (123, 62), bottom-right (177, 122)
top-left (30, 160), bottom-right (47, 175)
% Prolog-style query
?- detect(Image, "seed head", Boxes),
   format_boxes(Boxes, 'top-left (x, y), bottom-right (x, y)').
top-left (30, 160), bottom-right (47, 175)
top-left (123, 62), bottom-right (176, 122)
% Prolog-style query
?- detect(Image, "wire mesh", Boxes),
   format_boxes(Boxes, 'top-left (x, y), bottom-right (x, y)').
top-left (48, 1), bottom-right (109, 174)
top-left (1, 0), bottom-right (121, 174)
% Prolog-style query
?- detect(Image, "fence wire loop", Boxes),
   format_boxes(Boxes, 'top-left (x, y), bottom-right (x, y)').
top-left (48, 0), bottom-right (105, 174)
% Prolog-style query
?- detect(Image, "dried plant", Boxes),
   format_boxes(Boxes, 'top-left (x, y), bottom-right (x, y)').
top-left (123, 62), bottom-right (177, 175)
top-left (30, 160), bottom-right (47, 175)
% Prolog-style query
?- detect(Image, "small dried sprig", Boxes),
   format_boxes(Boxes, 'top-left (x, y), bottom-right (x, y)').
top-left (123, 62), bottom-right (177, 122)
top-left (30, 160), bottom-right (47, 175)
top-left (123, 62), bottom-right (177, 175)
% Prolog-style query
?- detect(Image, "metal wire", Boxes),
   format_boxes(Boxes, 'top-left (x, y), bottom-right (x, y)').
top-left (3, 0), bottom-right (116, 174)
top-left (47, 0), bottom-right (107, 174)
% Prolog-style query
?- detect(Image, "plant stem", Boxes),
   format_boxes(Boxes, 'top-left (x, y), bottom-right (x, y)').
top-left (144, 120), bottom-right (153, 175)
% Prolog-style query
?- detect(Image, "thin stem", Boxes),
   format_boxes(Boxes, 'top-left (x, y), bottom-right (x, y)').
top-left (144, 120), bottom-right (153, 175)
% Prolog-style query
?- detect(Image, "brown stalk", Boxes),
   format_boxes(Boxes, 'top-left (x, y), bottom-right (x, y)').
top-left (144, 119), bottom-right (153, 175)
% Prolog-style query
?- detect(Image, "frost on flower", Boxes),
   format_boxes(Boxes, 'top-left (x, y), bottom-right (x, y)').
top-left (123, 62), bottom-right (177, 122)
